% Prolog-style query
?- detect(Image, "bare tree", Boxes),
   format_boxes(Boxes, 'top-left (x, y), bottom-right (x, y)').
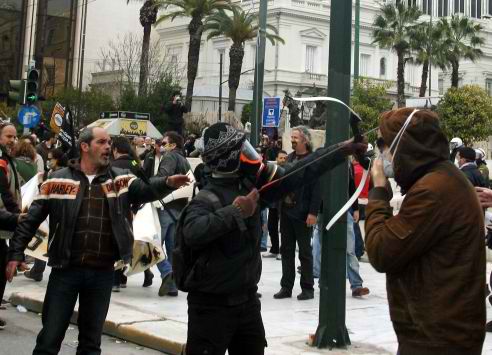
top-left (97, 32), bottom-right (183, 94)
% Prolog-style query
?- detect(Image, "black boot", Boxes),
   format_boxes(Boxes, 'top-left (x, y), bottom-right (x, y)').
top-left (24, 270), bottom-right (42, 282)
top-left (273, 287), bottom-right (292, 299)
top-left (297, 289), bottom-right (314, 301)
top-left (143, 269), bottom-right (154, 288)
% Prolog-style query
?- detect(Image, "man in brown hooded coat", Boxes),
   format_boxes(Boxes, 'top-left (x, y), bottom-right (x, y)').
top-left (365, 108), bottom-right (486, 355)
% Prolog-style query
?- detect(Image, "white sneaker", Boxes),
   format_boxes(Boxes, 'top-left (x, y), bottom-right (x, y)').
top-left (263, 253), bottom-right (278, 258)
top-left (276, 254), bottom-right (282, 260)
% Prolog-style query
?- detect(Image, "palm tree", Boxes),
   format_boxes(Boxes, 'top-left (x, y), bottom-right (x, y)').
top-left (157, 0), bottom-right (232, 111)
top-left (128, 0), bottom-right (159, 98)
top-left (372, 2), bottom-right (422, 107)
top-left (438, 15), bottom-right (484, 88)
top-left (205, 7), bottom-right (284, 112)
top-left (411, 22), bottom-right (446, 97)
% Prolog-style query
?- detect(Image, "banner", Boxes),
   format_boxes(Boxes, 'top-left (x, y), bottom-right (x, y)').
top-left (21, 173), bottom-right (49, 261)
top-left (50, 102), bottom-right (65, 134)
top-left (58, 107), bottom-right (76, 158)
top-left (120, 119), bottom-right (147, 136)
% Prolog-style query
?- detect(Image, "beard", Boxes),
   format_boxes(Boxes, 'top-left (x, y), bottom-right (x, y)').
top-left (291, 142), bottom-right (297, 150)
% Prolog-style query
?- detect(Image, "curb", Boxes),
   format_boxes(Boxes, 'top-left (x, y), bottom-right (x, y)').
top-left (9, 292), bottom-right (186, 355)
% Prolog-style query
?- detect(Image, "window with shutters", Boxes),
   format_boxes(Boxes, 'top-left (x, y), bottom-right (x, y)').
top-left (360, 54), bottom-right (371, 77)
top-left (380, 57), bottom-right (387, 78)
top-left (486, 79), bottom-right (492, 96)
top-left (305, 45), bottom-right (317, 73)
top-left (250, 44), bottom-right (257, 68)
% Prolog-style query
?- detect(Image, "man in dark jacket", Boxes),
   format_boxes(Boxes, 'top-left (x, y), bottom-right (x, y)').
top-left (180, 122), bottom-right (366, 354)
top-left (6, 127), bottom-right (189, 355)
top-left (365, 109), bottom-right (485, 355)
top-left (164, 93), bottom-right (188, 136)
top-left (457, 146), bottom-right (487, 187)
top-left (274, 126), bottom-right (320, 301)
top-left (36, 131), bottom-right (56, 171)
top-left (142, 139), bottom-right (163, 179)
top-left (156, 131), bottom-right (191, 297)
top-left (0, 122), bottom-right (22, 330)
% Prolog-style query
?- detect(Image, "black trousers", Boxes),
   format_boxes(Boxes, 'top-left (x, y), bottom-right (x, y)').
top-left (33, 267), bottom-right (114, 355)
top-left (267, 208), bottom-right (279, 254)
top-left (186, 298), bottom-right (266, 355)
top-left (280, 212), bottom-right (314, 291)
top-left (0, 240), bottom-right (6, 304)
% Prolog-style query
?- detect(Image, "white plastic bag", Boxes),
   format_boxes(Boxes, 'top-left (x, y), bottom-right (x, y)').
top-left (126, 203), bottom-right (165, 276)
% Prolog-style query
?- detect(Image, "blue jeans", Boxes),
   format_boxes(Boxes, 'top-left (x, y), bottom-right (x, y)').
top-left (33, 267), bottom-right (114, 355)
top-left (353, 205), bottom-right (366, 258)
top-left (156, 208), bottom-right (178, 278)
top-left (260, 208), bottom-right (268, 250)
top-left (347, 212), bottom-right (363, 290)
top-left (311, 213), bottom-right (363, 289)
top-left (312, 225), bottom-right (321, 278)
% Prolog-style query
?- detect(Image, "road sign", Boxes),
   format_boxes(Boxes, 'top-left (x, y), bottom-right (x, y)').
top-left (262, 97), bottom-right (281, 128)
top-left (18, 105), bottom-right (41, 128)
top-left (100, 111), bottom-right (150, 120)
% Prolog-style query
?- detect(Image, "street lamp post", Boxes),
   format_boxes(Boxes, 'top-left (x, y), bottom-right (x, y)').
top-left (219, 53), bottom-right (223, 122)
top-left (354, 0), bottom-right (360, 80)
top-left (428, 8), bottom-right (433, 96)
top-left (313, 0), bottom-right (352, 348)
top-left (250, 0), bottom-right (268, 147)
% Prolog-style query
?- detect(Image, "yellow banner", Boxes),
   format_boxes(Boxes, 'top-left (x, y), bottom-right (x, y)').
top-left (120, 119), bottom-right (148, 136)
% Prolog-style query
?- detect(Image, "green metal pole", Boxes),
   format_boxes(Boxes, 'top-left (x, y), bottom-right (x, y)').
top-left (250, 0), bottom-right (267, 147)
top-left (313, 0), bottom-right (352, 348)
top-left (353, 0), bottom-right (360, 80)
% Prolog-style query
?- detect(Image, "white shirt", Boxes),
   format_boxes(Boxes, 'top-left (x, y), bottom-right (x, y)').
top-left (86, 174), bottom-right (96, 184)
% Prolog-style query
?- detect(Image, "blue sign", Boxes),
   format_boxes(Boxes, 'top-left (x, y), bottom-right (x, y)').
top-left (18, 105), bottom-right (41, 128)
top-left (262, 97), bottom-right (281, 128)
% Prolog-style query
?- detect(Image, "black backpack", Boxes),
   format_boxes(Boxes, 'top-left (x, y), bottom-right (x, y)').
top-left (172, 189), bottom-right (222, 292)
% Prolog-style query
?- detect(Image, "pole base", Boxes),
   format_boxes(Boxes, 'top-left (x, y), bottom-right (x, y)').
top-left (312, 324), bottom-right (351, 349)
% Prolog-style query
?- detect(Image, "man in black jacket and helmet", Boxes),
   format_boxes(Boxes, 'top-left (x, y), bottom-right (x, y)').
top-left (179, 122), bottom-right (366, 355)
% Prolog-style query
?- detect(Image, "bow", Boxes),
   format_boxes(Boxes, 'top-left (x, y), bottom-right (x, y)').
top-left (292, 97), bottom-right (373, 232)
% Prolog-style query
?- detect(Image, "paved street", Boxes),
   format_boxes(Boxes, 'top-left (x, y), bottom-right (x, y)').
top-left (3, 256), bottom-right (492, 354)
top-left (0, 303), bottom-right (161, 355)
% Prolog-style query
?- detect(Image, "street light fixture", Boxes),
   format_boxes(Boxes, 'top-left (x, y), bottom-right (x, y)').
top-left (218, 68), bottom-right (273, 121)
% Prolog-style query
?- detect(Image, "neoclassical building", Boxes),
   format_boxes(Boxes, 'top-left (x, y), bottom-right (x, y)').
top-left (155, 0), bottom-right (439, 116)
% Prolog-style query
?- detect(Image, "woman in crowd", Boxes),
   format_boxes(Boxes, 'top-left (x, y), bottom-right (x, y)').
top-left (12, 139), bottom-right (38, 186)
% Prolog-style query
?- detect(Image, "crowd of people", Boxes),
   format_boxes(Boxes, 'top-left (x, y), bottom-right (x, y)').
top-left (0, 107), bottom-right (490, 355)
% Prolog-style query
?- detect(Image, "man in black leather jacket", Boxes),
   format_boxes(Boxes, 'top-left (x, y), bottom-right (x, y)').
top-left (6, 127), bottom-right (189, 355)
top-left (180, 123), bottom-right (366, 355)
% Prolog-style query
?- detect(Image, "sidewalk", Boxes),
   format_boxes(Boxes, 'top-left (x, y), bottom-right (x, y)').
top-left (4, 258), bottom-right (492, 354)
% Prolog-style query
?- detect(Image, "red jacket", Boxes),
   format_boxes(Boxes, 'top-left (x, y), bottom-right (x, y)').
top-left (352, 161), bottom-right (370, 200)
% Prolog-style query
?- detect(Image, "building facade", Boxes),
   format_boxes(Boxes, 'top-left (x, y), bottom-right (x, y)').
top-left (0, 0), bottom-right (80, 100)
top-left (155, 0), bottom-right (439, 116)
